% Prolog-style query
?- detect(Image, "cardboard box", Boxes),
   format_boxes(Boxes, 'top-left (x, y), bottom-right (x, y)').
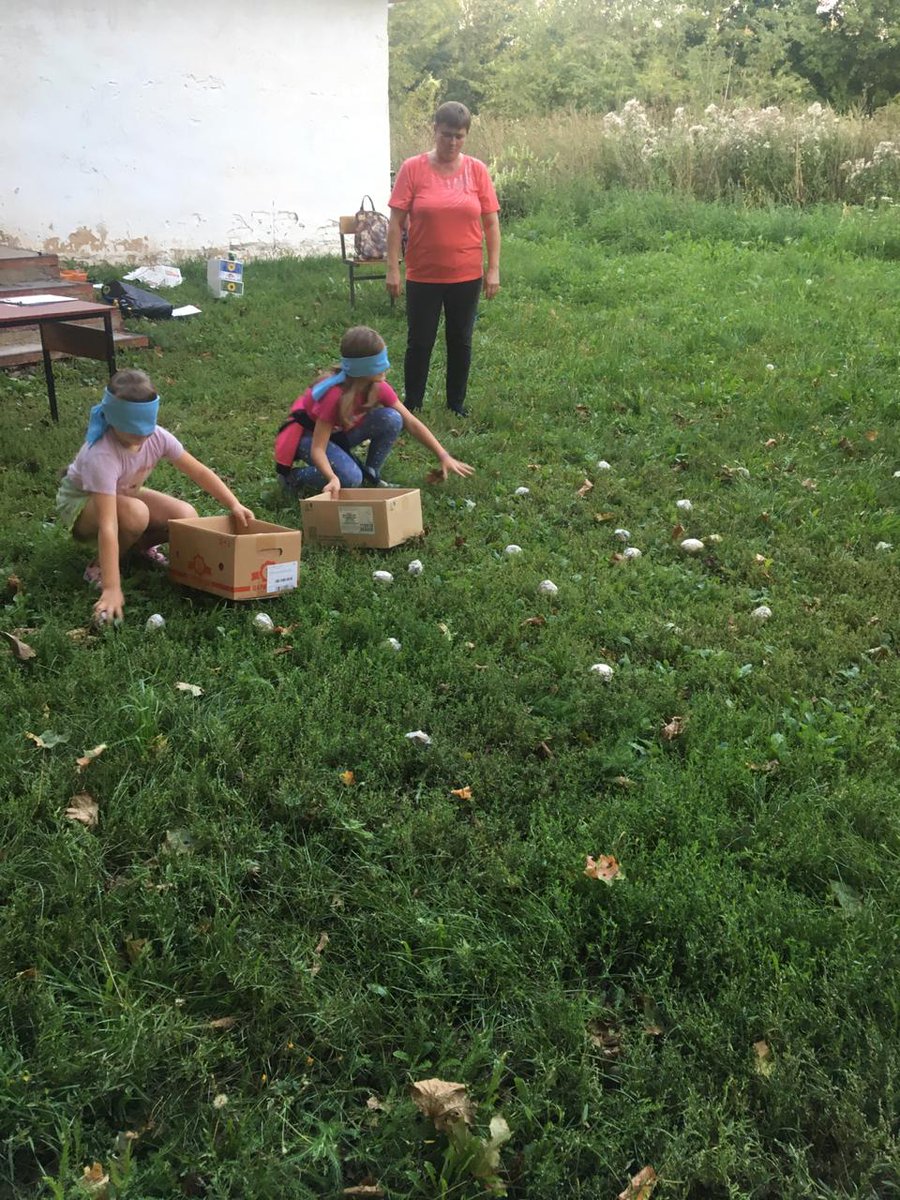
top-left (168, 516), bottom-right (301, 600)
top-left (300, 488), bottom-right (423, 549)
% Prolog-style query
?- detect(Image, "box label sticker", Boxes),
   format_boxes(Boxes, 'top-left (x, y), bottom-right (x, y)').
top-left (339, 505), bottom-right (375, 535)
top-left (265, 561), bottom-right (298, 592)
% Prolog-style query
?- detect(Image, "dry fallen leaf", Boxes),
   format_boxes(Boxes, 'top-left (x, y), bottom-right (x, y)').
top-left (644, 1024), bottom-right (664, 1037)
top-left (6, 574), bottom-right (23, 595)
top-left (521, 615), bottom-right (546, 627)
top-left (753, 1039), bottom-right (775, 1077)
top-left (535, 740), bottom-right (554, 759)
top-left (2, 631), bottom-right (36, 661)
top-left (26, 730), bottom-right (68, 749)
top-left (81, 1162), bottom-right (110, 1198)
top-left (801, 478), bottom-right (817, 491)
top-left (747, 760), bottom-right (780, 774)
top-left (613, 775), bottom-right (635, 788)
top-left (65, 793), bottom-right (98, 828)
top-left (764, 437), bottom-right (778, 448)
top-left (451, 786), bottom-right (473, 800)
top-left (208, 1016), bottom-right (238, 1030)
top-left (576, 478), bottom-right (594, 498)
top-left (366, 1095), bottom-right (389, 1112)
top-left (66, 627), bottom-right (98, 644)
top-left (340, 770), bottom-right (356, 786)
top-left (661, 715), bottom-right (686, 741)
top-left (343, 1181), bottom-right (385, 1197)
top-left (586, 1018), bottom-right (622, 1058)
top-left (76, 743), bottom-right (108, 772)
top-left (123, 937), bottom-right (148, 964)
top-left (593, 511), bottom-right (615, 523)
top-left (619, 1165), bottom-right (658, 1200)
top-left (410, 1078), bottom-right (475, 1131)
top-left (584, 854), bottom-right (623, 884)
top-left (864, 429), bottom-right (878, 442)
top-left (174, 682), bottom-right (204, 697)
top-left (310, 931), bottom-right (330, 975)
top-left (671, 523), bottom-right (685, 540)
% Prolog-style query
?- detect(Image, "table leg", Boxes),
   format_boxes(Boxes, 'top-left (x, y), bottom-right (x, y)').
top-left (39, 323), bottom-right (59, 422)
top-left (103, 310), bottom-right (117, 378)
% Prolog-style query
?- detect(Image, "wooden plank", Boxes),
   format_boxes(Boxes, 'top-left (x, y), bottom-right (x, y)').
top-left (41, 321), bottom-right (111, 361)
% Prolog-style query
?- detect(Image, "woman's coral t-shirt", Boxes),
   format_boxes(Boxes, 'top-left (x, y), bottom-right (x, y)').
top-left (389, 154), bottom-right (499, 284)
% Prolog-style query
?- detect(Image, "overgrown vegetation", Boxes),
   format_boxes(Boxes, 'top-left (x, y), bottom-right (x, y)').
top-left (394, 102), bottom-right (900, 210)
top-left (389, 0), bottom-right (900, 123)
top-left (1, 194), bottom-right (898, 1197)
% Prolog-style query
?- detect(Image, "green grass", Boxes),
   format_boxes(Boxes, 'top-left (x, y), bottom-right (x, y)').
top-left (1, 193), bottom-right (899, 1199)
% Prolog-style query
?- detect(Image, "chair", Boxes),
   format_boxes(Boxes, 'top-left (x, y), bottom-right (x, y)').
top-left (338, 215), bottom-right (395, 308)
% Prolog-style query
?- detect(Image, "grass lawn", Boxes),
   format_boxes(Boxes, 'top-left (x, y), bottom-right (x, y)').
top-left (1, 193), bottom-right (898, 1199)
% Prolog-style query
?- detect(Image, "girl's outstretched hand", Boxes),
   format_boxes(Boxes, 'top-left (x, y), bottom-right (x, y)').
top-left (94, 586), bottom-right (125, 626)
top-left (230, 503), bottom-right (255, 527)
top-left (427, 455), bottom-right (475, 484)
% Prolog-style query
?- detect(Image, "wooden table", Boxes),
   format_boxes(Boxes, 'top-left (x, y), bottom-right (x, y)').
top-left (0, 297), bottom-right (116, 421)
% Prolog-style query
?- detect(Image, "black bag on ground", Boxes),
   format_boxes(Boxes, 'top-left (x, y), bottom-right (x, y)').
top-left (101, 280), bottom-right (173, 319)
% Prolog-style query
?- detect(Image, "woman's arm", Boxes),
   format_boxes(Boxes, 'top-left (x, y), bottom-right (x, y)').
top-left (394, 402), bottom-right (474, 480)
top-left (386, 208), bottom-right (406, 299)
top-left (173, 452), bottom-right (254, 524)
top-left (482, 211), bottom-right (501, 299)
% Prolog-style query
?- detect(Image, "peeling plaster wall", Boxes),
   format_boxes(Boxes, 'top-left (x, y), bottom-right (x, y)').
top-left (0, 0), bottom-right (390, 262)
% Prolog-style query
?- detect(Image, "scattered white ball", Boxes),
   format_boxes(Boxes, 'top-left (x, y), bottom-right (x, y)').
top-left (734, 466), bottom-right (751, 480)
top-left (680, 538), bottom-right (705, 555)
top-left (515, 486), bottom-right (530, 496)
top-left (875, 542), bottom-right (893, 552)
top-left (504, 544), bottom-right (523, 556)
top-left (372, 570), bottom-right (394, 585)
top-left (537, 579), bottom-right (559, 595)
top-left (894, 470), bottom-right (900, 478)
top-left (405, 730), bottom-right (432, 746)
top-left (623, 547), bottom-right (642, 560)
top-left (590, 663), bottom-right (614, 681)
top-left (145, 613), bottom-right (166, 632)
top-left (614, 528), bottom-right (631, 543)
top-left (751, 605), bottom-right (773, 622)
top-left (252, 613), bottom-right (275, 633)
top-left (676, 499), bottom-right (693, 514)
top-left (765, 363), bottom-right (776, 371)
top-left (596, 460), bottom-right (612, 471)
top-left (385, 637), bottom-right (402, 652)
top-left (407, 559), bottom-right (424, 575)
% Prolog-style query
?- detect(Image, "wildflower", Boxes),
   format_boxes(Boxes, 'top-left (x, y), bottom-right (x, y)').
top-left (212, 1093), bottom-right (229, 1110)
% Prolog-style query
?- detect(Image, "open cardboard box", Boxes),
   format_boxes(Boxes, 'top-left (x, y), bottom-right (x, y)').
top-left (300, 488), bottom-right (423, 548)
top-left (168, 515), bottom-right (301, 600)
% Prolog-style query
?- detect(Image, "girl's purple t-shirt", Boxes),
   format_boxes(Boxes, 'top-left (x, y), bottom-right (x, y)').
top-left (65, 426), bottom-right (185, 495)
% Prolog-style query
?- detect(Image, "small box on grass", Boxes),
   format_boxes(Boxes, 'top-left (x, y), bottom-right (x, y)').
top-left (168, 516), bottom-right (301, 600)
top-left (300, 488), bottom-right (423, 549)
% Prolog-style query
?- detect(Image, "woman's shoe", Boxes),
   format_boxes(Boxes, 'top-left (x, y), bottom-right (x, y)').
top-left (447, 404), bottom-right (469, 418)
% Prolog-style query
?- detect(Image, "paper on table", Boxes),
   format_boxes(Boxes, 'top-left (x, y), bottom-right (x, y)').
top-left (171, 305), bottom-right (202, 318)
top-left (1, 293), bottom-right (74, 306)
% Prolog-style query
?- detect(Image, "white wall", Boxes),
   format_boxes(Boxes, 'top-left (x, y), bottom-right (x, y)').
top-left (0, 0), bottom-right (390, 262)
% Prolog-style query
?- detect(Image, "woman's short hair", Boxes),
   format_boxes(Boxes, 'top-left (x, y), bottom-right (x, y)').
top-left (434, 101), bottom-right (471, 132)
top-left (109, 369), bottom-right (156, 401)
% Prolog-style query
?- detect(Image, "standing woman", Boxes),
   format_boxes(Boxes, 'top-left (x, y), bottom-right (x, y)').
top-left (386, 101), bottom-right (500, 418)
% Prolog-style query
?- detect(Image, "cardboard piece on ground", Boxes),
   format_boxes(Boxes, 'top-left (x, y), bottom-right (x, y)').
top-left (169, 516), bottom-right (301, 600)
top-left (300, 488), bottom-right (423, 549)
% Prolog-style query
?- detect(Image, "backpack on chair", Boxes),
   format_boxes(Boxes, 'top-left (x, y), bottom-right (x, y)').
top-left (354, 195), bottom-right (389, 261)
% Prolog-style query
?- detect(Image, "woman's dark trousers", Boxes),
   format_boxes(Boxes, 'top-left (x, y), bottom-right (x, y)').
top-left (404, 277), bottom-right (482, 412)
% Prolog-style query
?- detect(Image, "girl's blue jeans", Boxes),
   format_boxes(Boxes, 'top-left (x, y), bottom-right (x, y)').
top-left (280, 406), bottom-right (403, 492)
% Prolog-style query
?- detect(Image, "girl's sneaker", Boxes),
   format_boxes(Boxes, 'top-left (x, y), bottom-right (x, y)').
top-left (83, 561), bottom-right (102, 589)
top-left (139, 545), bottom-right (169, 569)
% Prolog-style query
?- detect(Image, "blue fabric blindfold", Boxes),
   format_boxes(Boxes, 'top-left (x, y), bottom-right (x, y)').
top-left (86, 388), bottom-right (160, 446)
top-left (310, 348), bottom-right (390, 403)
